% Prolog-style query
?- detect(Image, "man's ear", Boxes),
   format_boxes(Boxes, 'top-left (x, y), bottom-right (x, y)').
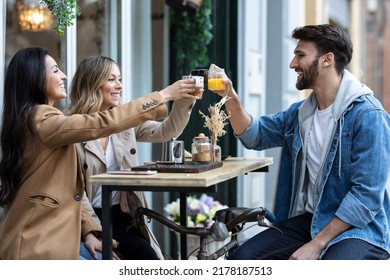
top-left (322, 52), bottom-right (334, 67)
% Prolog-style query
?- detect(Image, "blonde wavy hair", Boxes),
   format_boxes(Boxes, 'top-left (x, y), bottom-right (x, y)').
top-left (68, 55), bottom-right (120, 115)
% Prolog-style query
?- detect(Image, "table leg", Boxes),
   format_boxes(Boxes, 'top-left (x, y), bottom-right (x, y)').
top-left (179, 192), bottom-right (187, 260)
top-left (102, 186), bottom-right (113, 260)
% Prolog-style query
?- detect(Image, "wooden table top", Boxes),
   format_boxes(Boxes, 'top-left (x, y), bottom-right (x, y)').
top-left (89, 157), bottom-right (273, 189)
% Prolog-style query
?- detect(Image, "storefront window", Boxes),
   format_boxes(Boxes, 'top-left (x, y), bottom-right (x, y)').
top-left (5, 0), bottom-right (117, 64)
top-left (76, 0), bottom-right (117, 64)
top-left (5, 0), bottom-right (60, 68)
top-left (4, 0), bottom-right (118, 110)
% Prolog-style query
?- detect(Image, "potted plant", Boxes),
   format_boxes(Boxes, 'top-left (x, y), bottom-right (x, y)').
top-left (41, 0), bottom-right (80, 36)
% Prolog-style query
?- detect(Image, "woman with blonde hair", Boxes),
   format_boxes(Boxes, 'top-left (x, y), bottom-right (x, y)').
top-left (68, 55), bottom-right (201, 259)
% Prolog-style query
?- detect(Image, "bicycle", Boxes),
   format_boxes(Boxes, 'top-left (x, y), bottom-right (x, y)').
top-left (134, 206), bottom-right (276, 260)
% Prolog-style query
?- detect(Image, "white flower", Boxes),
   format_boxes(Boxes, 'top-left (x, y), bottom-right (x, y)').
top-left (164, 194), bottom-right (228, 227)
top-left (164, 199), bottom-right (180, 221)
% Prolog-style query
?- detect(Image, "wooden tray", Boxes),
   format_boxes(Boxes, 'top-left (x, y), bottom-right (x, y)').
top-left (131, 161), bottom-right (223, 173)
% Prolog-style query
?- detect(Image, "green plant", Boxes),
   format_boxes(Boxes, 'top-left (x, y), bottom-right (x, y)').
top-left (170, 0), bottom-right (213, 75)
top-left (40, 0), bottom-right (81, 36)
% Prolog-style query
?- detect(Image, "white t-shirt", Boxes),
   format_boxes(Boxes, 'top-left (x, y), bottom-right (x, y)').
top-left (305, 105), bottom-right (333, 213)
top-left (91, 137), bottom-right (121, 208)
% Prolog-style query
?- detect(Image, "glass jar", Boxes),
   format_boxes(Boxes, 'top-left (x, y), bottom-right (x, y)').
top-left (208, 69), bottom-right (226, 90)
top-left (191, 133), bottom-right (211, 163)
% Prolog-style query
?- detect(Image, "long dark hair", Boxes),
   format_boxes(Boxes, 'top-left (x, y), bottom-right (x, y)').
top-left (0, 47), bottom-right (49, 207)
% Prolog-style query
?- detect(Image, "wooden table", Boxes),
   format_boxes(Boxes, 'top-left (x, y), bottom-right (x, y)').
top-left (89, 157), bottom-right (273, 260)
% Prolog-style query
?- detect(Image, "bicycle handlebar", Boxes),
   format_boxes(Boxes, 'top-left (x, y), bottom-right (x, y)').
top-left (134, 206), bottom-right (275, 238)
top-left (222, 207), bottom-right (275, 231)
top-left (265, 208), bottom-right (276, 223)
top-left (135, 206), bottom-right (276, 260)
top-left (135, 207), bottom-right (212, 237)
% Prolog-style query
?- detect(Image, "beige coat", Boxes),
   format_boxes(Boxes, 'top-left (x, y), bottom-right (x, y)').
top-left (79, 99), bottom-right (195, 260)
top-left (0, 92), bottom-right (167, 259)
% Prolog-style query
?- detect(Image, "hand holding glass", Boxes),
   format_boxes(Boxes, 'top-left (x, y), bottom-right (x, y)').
top-left (208, 69), bottom-right (226, 90)
top-left (182, 75), bottom-right (204, 99)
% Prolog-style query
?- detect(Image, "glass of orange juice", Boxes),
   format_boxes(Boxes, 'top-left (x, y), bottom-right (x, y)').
top-left (208, 69), bottom-right (226, 90)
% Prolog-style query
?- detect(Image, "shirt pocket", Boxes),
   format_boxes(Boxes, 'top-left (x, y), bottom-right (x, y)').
top-left (283, 127), bottom-right (300, 161)
top-left (331, 132), bottom-right (351, 170)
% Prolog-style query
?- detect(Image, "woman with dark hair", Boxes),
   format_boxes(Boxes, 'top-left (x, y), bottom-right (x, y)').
top-left (0, 47), bottom-right (198, 259)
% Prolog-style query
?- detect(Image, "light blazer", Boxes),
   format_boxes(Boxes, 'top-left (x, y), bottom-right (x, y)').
top-left (0, 92), bottom-right (167, 259)
top-left (78, 99), bottom-right (195, 260)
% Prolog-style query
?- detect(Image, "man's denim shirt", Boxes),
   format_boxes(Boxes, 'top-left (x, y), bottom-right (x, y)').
top-left (238, 94), bottom-right (390, 257)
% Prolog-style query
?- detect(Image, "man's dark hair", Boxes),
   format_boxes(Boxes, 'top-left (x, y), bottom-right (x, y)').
top-left (292, 24), bottom-right (353, 74)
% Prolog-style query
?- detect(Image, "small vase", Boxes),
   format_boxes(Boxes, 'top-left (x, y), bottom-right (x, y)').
top-left (212, 144), bottom-right (221, 162)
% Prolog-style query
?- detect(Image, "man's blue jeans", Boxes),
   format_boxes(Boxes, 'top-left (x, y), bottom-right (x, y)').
top-left (227, 212), bottom-right (389, 260)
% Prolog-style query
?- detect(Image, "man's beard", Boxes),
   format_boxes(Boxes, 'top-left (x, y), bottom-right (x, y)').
top-left (296, 58), bottom-right (319, 90)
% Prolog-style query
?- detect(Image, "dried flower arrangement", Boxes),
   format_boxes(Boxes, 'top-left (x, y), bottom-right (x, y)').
top-left (199, 93), bottom-right (231, 161)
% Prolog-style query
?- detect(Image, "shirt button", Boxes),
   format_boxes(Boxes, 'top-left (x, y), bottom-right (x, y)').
top-left (130, 148), bottom-right (136, 155)
top-left (83, 163), bottom-right (88, 169)
top-left (74, 194), bottom-right (81, 201)
top-left (142, 105), bottom-right (146, 110)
